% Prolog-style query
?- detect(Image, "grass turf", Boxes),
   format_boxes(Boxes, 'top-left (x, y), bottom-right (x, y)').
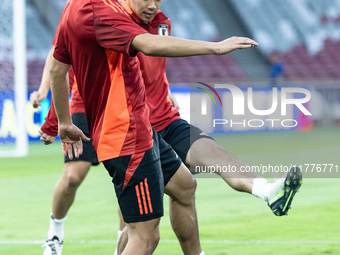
top-left (0, 127), bottom-right (339, 254)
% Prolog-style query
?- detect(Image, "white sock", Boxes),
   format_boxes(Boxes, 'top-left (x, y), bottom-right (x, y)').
top-left (199, 251), bottom-right (205, 255)
top-left (251, 178), bottom-right (271, 202)
top-left (47, 213), bottom-right (67, 241)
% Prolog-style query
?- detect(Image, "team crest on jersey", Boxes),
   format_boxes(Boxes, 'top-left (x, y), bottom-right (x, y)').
top-left (158, 24), bottom-right (169, 36)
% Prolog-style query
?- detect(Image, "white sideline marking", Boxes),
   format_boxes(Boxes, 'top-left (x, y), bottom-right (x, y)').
top-left (1, 239), bottom-right (340, 245)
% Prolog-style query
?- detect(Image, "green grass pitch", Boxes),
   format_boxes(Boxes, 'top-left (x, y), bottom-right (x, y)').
top-left (0, 127), bottom-right (339, 254)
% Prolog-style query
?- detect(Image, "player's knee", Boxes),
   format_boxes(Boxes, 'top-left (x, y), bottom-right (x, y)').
top-left (143, 235), bottom-right (160, 254)
top-left (136, 228), bottom-right (160, 253)
top-left (64, 171), bottom-right (84, 189)
top-left (176, 174), bottom-right (197, 205)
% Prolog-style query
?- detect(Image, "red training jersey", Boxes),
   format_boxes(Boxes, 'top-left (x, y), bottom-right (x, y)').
top-left (52, 0), bottom-right (152, 162)
top-left (41, 2), bottom-right (180, 142)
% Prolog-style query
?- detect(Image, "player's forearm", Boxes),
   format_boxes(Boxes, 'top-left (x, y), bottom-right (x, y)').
top-left (132, 34), bottom-right (217, 57)
top-left (50, 57), bottom-right (72, 126)
top-left (38, 46), bottom-right (55, 97)
top-left (132, 34), bottom-right (258, 57)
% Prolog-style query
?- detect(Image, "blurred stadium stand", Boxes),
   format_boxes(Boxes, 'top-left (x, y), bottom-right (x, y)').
top-left (162, 0), bottom-right (269, 82)
top-left (26, 0), bottom-right (54, 90)
top-left (22, 0), bottom-right (340, 126)
top-left (24, 0), bottom-right (340, 86)
top-left (229, 0), bottom-right (340, 79)
top-left (162, 0), bottom-right (340, 82)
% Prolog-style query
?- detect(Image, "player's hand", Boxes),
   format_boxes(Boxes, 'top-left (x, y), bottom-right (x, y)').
top-left (38, 129), bottom-right (56, 145)
top-left (30, 91), bottom-right (47, 108)
top-left (58, 124), bottom-right (91, 160)
top-left (215, 36), bottom-right (258, 55)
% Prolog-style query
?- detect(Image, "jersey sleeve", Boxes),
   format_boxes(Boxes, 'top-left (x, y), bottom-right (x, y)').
top-left (93, 2), bottom-right (148, 56)
top-left (53, 28), bottom-right (72, 64)
top-left (40, 98), bottom-right (59, 137)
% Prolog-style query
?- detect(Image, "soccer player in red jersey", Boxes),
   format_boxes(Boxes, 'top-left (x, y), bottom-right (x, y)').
top-left (47, 0), bottom-right (259, 254)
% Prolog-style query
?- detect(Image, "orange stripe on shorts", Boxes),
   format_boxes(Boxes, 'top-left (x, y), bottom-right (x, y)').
top-left (140, 182), bottom-right (149, 214)
top-left (144, 178), bottom-right (153, 213)
top-left (135, 185), bottom-right (143, 215)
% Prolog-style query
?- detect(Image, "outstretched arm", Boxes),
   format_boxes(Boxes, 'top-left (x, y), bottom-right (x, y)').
top-left (132, 34), bottom-right (258, 57)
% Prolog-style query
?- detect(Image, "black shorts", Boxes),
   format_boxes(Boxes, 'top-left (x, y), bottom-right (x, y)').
top-left (64, 113), bottom-right (99, 165)
top-left (158, 119), bottom-right (214, 163)
top-left (103, 128), bottom-right (181, 223)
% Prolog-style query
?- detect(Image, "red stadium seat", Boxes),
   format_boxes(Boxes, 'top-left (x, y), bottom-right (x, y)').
top-left (278, 39), bottom-right (340, 79)
top-left (166, 54), bottom-right (248, 83)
